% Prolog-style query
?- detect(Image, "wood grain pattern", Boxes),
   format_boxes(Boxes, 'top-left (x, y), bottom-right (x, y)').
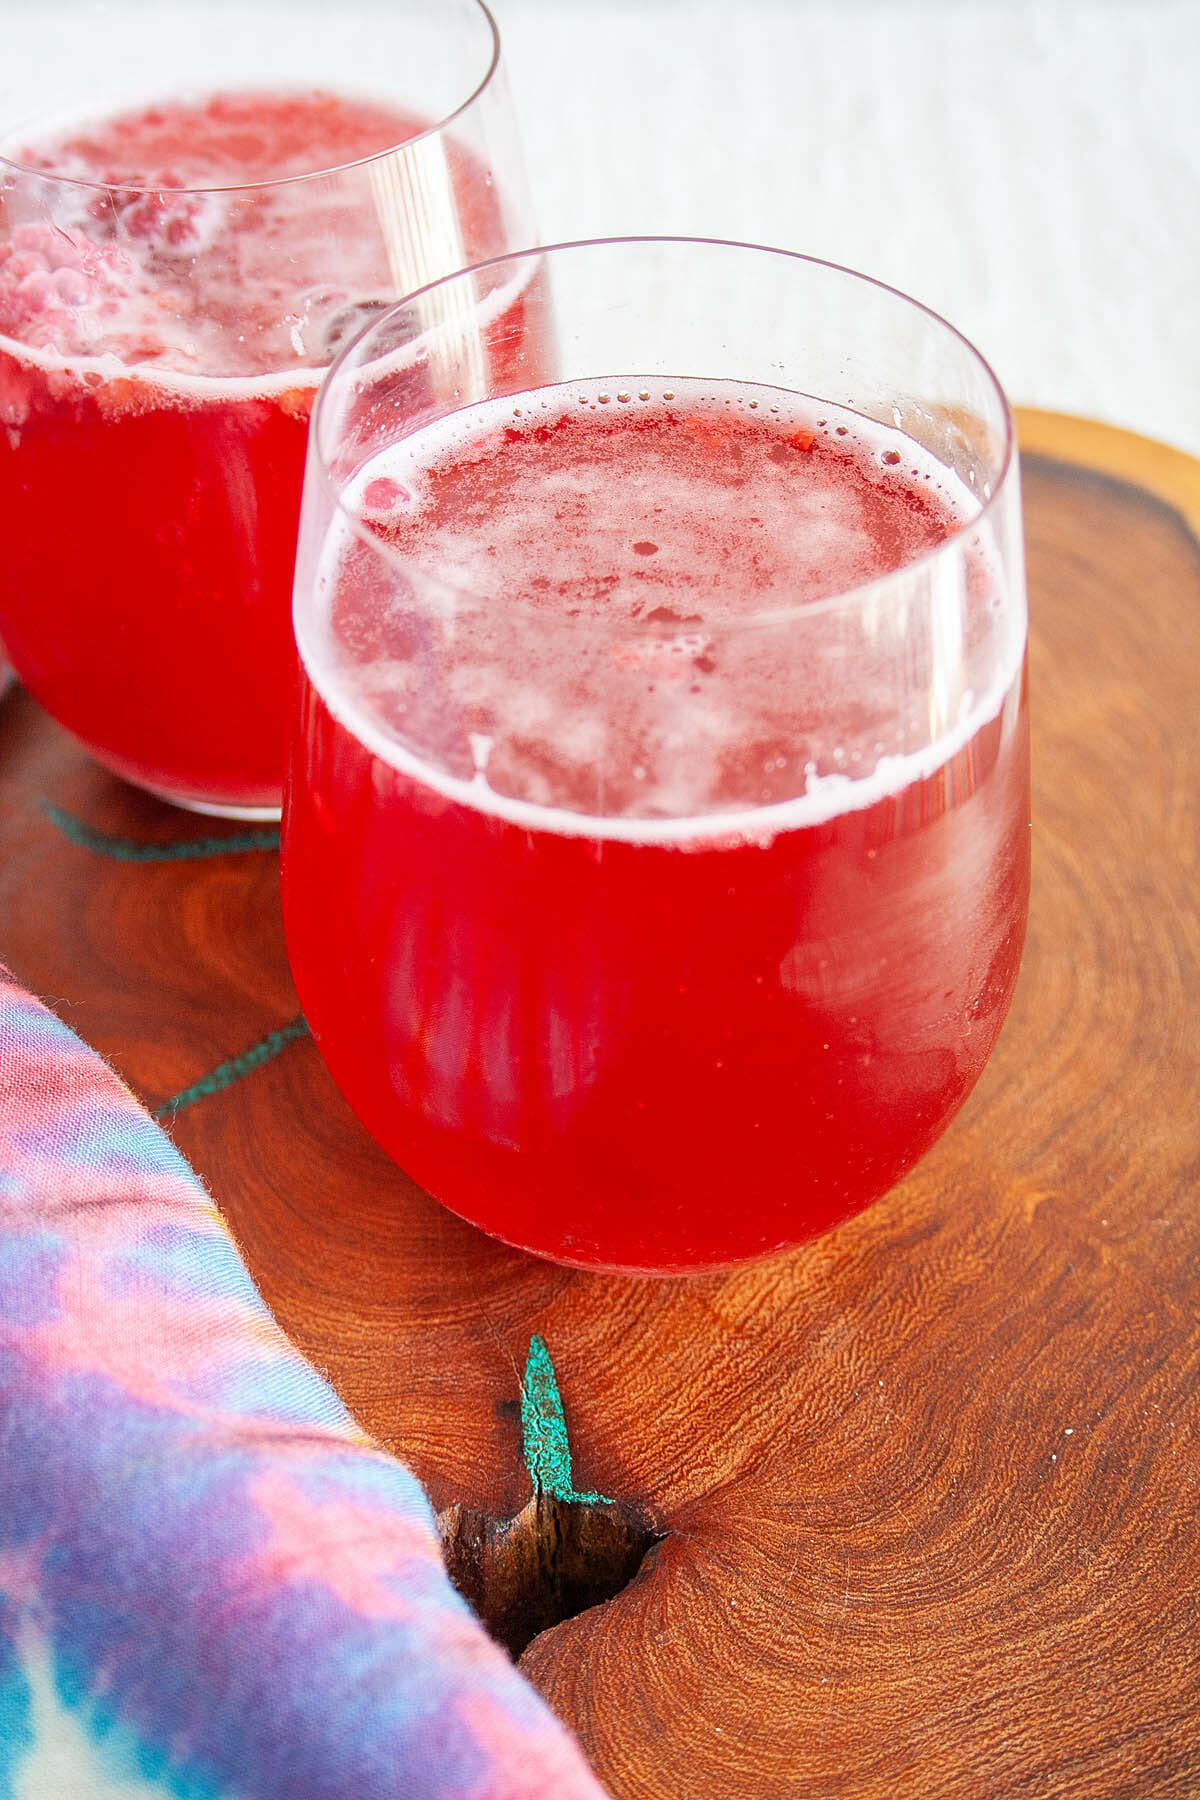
top-left (0, 413), bottom-right (1196, 1798)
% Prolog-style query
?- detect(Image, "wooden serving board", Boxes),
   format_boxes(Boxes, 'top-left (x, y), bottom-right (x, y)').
top-left (1, 412), bottom-right (1197, 1799)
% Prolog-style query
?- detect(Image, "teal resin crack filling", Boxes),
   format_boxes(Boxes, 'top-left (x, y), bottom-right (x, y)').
top-left (42, 801), bottom-right (279, 862)
top-left (521, 1334), bottom-right (611, 1505)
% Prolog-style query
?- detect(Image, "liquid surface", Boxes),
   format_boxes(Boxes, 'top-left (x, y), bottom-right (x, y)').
top-left (0, 91), bottom-right (459, 377)
top-left (312, 380), bottom-right (1007, 827)
top-left (10, 89), bottom-right (417, 186)
top-left (361, 385), bottom-right (963, 617)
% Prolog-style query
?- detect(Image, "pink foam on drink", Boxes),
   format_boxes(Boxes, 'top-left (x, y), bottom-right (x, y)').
top-left (365, 387), bottom-right (960, 614)
top-left (0, 226), bottom-right (142, 358)
top-left (0, 91), bottom-right (431, 376)
top-left (13, 90), bottom-right (416, 187)
top-left (309, 379), bottom-right (1015, 834)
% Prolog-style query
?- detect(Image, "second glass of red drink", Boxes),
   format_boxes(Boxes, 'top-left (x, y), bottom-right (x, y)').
top-left (283, 236), bottom-right (1030, 1275)
top-left (0, 0), bottom-right (535, 815)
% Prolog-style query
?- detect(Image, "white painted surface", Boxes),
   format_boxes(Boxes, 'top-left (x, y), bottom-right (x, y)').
top-left (499, 0), bottom-right (1199, 454)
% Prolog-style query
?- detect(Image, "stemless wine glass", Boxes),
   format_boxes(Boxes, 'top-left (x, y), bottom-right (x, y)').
top-left (0, 0), bottom-right (534, 816)
top-left (282, 237), bottom-right (1031, 1276)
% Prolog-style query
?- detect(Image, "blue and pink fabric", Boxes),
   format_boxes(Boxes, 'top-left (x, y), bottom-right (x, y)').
top-left (0, 965), bottom-right (608, 1798)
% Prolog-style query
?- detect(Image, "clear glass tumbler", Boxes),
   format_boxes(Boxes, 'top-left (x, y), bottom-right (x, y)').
top-left (0, 0), bottom-right (534, 816)
top-left (283, 237), bottom-right (1030, 1274)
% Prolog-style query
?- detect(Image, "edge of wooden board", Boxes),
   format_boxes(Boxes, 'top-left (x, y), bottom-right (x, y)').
top-left (1016, 406), bottom-right (1200, 538)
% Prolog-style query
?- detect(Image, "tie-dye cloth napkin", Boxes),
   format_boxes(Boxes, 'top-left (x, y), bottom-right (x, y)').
top-left (0, 965), bottom-right (608, 1800)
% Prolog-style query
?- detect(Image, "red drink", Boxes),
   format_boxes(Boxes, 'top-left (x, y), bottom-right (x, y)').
top-left (283, 382), bottom-right (1030, 1274)
top-left (0, 91), bottom-right (527, 812)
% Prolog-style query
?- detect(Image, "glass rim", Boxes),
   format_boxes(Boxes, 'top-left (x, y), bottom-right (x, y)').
top-left (0, 0), bottom-right (503, 197)
top-left (309, 234), bottom-right (1019, 637)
